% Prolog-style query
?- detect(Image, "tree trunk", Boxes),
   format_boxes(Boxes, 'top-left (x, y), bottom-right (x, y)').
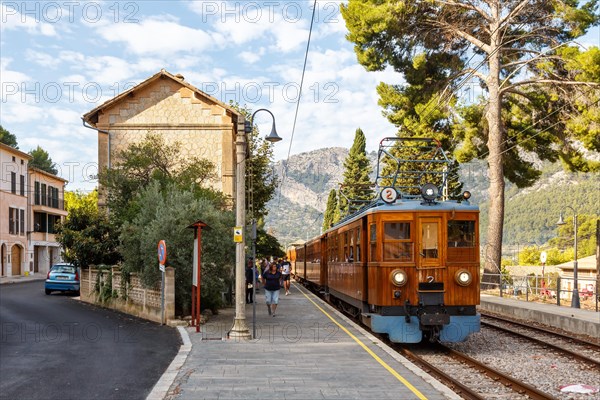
top-left (483, 4), bottom-right (505, 286)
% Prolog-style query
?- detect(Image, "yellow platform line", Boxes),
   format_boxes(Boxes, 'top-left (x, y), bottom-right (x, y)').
top-left (296, 285), bottom-right (428, 400)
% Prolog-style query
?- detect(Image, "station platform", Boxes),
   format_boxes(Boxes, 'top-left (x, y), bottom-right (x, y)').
top-left (479, 294), bottom-right (600, 339)
top-left (162, 283), bottom-right (459, 400)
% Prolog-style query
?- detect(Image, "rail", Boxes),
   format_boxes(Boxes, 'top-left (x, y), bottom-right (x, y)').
top-left (480, 272), bottom-right (600, 312)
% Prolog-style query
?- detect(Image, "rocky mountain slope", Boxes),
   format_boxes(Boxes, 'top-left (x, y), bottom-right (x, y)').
top-left (264, 147), bottom-right (598, 250)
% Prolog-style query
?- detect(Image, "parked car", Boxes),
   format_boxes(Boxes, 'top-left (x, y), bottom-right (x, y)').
top-left (45, 263), bottom-right (80, 295)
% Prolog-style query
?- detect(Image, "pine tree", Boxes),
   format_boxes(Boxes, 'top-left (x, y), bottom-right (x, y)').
top-left (0, 125), bottom-right (18, 148)
top-left (322, 189), bottom-right (339, 231)
top-left (342, 0), bottom-right (599, 277)
top-left (29, 146), bottom-right (58, 175)
top-left (339, 128), bottom-right (374, 216)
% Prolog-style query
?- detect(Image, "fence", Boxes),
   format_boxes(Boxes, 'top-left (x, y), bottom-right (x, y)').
top-left (80, 266), bottom-right (175, 324)
top-left (481, 272), bottom-right (600, 312)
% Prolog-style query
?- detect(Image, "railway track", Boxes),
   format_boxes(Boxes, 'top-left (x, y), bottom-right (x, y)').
top-left (395, 343), bottom-right (558, 400)
top-left (480, 312), bottom-right (600, 369)
top-left (300, 281), bottom-right (596, 399)
top-left (312, 286), bottom-right (557, 399)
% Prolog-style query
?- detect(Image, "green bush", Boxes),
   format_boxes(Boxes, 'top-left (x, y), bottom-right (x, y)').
top-left (119, 183), bottom-right (235, 315)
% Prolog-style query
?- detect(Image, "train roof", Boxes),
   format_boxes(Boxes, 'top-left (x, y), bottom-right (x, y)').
top-left (324, 199), bottom-right (479, 234)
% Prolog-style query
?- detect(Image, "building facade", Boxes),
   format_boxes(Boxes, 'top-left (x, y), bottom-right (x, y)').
top-left (28, 167), bottom-right (68, 274)
top-left (82, 69), bottom-right (245, 207)
top-left (1, 143), bottom-right (67, 277)
top-left (0, 143), bottom-right (31, 277)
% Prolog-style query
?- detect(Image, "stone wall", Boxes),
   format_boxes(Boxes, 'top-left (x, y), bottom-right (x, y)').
top-left (81, 266), bottom-right (175, 324)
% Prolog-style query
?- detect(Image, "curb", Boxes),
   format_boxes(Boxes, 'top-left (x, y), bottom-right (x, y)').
top-left (0, 277), bottom-right (46, 285)
top-left (146, 326), bottom-right (192, 400)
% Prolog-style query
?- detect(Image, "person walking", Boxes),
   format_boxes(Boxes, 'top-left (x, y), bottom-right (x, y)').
top-left (261, 262), bottom-right (282, 317)
top-left (281, 255), bottom-right (292, 295)
top-left (245, 259), bottom-right (254, 304)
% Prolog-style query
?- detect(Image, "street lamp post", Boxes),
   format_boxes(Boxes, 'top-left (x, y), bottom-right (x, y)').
top-left (229, 109), bottom-right (281, 339)
top-left (556, 207), bottom-right (579, 308)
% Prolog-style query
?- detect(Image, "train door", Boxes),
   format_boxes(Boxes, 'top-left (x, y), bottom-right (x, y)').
top-left (417, 217), bottom-right (443, 268)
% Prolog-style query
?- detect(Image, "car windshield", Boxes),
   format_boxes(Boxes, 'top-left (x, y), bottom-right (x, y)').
top-left (52, 265), bottom-right (75, 274)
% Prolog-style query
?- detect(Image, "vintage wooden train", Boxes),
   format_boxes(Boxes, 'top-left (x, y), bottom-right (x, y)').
top-left (288, 138), bottom-right (480, 343)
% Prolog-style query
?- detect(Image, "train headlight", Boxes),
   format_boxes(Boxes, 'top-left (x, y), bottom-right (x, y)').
top-left (421, 183), bottom-right (439, 202)
top-left (455, 269), bottom-right (472, 286)
top-left (390, 269), bottom-right (408, 287)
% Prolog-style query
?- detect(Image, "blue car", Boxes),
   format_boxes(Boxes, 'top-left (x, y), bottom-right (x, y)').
top-left (45, 263), bottom-right (80, 295)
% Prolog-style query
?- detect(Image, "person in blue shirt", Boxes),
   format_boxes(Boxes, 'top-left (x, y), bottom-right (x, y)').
top-left (261, 262), bottom-right (282, 317)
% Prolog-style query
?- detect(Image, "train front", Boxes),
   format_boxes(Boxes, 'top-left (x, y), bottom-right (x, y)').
top-left (362, 138), bottom-right (481, 343)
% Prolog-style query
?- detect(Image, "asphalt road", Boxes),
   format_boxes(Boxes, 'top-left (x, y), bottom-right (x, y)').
top-left (0, 281), bottom-right (180, 400)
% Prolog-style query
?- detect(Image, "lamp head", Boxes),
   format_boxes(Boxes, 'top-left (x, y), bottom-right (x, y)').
top-left (556, 212), bottom-right (566, 226)
top-left (265, 120), bottom-right (282, 143)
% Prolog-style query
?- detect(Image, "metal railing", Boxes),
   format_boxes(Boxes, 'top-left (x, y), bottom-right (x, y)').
top-left (481, 272), bottom-right (600, 312)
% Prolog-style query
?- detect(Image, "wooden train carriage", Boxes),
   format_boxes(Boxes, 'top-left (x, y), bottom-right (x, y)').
top-left (294, 244), bottom-right (306, 281)
top-left (365, 203), bottom-right (480, 308)
top-left (361, 200), bottom-right (480, 342)
top-left (304, 237), bottom-right (326, 289)
top-left (325, 218), bottom-right (368, 310)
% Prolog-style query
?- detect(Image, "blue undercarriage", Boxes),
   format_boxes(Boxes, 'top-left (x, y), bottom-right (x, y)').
top-left (368, 314), bottom-right (481, 343)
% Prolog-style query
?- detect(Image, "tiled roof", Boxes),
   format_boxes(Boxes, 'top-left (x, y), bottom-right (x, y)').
top-left (82, 69), bottom-right (243, 125)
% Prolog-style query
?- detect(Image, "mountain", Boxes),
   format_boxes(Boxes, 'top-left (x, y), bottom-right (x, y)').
top-left (264, 147), bottom-right (349, 246)
top-left (264, 147), bottom-right (599, 251)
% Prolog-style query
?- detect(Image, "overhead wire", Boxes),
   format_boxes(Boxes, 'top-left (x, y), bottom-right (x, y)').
top-left (275, 0), bottom-right (318, 206)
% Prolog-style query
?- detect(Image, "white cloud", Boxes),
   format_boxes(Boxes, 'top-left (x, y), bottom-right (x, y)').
top-left (46, 107), bottom-right (82, 124)
top-left (95, 16), bottom-right (215, 55)
top-left (239, 47), bottom-right (266, 64)
top-left (0, 58), bottom-right (30, 85)
top-left (25, 49), bottom-right (62, 68)
top-left (0, 3), bottom-right (58, 36)
top-left (0, 103), bottom-right (45, 124)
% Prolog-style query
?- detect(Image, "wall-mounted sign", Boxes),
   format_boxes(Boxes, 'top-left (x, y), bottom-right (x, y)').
top-left (233, 226), bottom-right (243, 243)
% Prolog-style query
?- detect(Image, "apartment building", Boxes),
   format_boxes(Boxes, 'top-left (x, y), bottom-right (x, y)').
top-left (28, 167), bottom-right (68, 274)
top-left (0, 143), bottom-right (67, 277)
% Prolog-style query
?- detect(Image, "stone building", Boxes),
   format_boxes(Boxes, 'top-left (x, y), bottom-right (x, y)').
top-left (82, 69), bottom-right (245, 207)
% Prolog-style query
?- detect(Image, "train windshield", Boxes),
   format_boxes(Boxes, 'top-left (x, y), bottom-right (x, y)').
top-left (447, 221), bottom-right (476, 248)
top-left (383, 222), bottom-right (413, 261)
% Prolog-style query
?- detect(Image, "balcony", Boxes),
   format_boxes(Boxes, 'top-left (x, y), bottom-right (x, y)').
top-left (32, 199), bottom-right (67, 217)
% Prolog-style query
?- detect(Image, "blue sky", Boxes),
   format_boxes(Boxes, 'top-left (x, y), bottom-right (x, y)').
top-left (1, 1), bottom-right (598, 191)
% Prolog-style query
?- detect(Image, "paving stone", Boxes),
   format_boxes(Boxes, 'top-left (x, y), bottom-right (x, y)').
top-left (164, 283), bottom-right (455, 400)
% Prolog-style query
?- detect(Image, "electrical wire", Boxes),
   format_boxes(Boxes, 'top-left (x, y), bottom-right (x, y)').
top-left (276, 0), bottom-right (318, 206)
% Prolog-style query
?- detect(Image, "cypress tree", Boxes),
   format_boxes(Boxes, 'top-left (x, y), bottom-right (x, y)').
top-left (322, 189), bottom-right (338, 231)
top-left (340, 128), bottom-right (373, 216)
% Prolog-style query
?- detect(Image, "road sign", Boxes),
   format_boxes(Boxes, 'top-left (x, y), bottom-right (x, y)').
top-left (159, 264), bottom-right (165, 272)
top-left (158, 240), bottom-right (167, 265)
top-left (540, 251), bottom-right (547, 264)
top-left (233, 226), bottom-right (243, 243)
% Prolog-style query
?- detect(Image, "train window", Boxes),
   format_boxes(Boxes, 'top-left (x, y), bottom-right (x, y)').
top-left (447, 221), bottom-right (475, 248)
top-left (421, 222), bottom-right (438, 258)
top-left (383, 222), bottom-right (413, 261)
top-left (370, 224), bottom-right (377, 262)
top-left (349, 231), bottom-right (355, 262)
top-left (384, 223), bottom-right (410, 239)
top-left (356, 228), bottom-right (361, 262)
